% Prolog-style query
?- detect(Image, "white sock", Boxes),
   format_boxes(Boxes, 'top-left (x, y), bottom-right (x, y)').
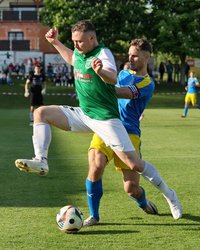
top-left (141, 161), bottom-right (172, 198)
top-left (32, 122), bottom-right (52, 160)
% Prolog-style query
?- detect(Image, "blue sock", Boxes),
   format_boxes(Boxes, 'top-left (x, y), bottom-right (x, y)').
top-left (184, 107), bottom-right (188, 116)
top-left (86, 179), bottom-right (103, 221)
top-left (128, 187), bottom-right (147, 209)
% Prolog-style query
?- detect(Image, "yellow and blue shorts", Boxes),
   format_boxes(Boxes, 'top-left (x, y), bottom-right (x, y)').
top-left (185, 93), bottom-right (197, 106)
top-left (89, 133), bottom-right (141, 170)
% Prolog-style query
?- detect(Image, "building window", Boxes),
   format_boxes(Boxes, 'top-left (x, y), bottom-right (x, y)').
top-left (8, 32), bottom-right (24, 41)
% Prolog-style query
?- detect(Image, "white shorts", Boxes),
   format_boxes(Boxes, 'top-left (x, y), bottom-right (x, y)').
top-left (59, 106), bottom-right (135, 152)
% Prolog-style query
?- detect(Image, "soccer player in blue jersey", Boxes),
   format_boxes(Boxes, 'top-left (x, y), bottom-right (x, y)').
top-left (84, 38), bottom-right (182, 226)
top-left (181, 71), bottom-right (200, 118)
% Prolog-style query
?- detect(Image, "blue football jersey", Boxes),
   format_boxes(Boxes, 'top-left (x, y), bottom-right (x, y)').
top-left (187, 77), bottom-right (199, 94)
top-left (117, 69), bottom-right (155, 136)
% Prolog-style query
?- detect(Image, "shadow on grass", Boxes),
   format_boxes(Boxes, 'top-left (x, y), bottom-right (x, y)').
top-left (182, 214), bottom-right (200, 222)
top-left (78, 229), bottom-right (139, 235)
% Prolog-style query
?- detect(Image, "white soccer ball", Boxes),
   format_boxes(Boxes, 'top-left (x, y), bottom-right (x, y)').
top-left (56, 205), bottom-right (84, 234)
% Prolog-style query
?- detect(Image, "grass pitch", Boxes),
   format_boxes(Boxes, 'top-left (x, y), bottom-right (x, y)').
top-left (0, 79), bottom-right (199, 250)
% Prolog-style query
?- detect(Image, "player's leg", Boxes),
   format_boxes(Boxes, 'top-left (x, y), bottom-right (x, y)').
top-left (15, 105), bottom-right (69, 175)
top-left (122, 169), bottom-right (158, 215)
top-left (84, 134), bottom-right (113, 226)
top-left (114, 134), bottom-right (157, 214)
top-left (182, 94), bottom-right (190, 117)
top-left (88, 118), bottom-right (182, 219)
top-left (141, 161), bottom-right (182, 219)
top-left (89, 118), bottom-right (166, 184)
top-left (15, 106), bottom-right (88, 175)
top-left (114, 133), bottom-right (182, 220)
top-left (116, 152), bottom-right (182, 219)
top-left (84, 149), bottom-right (107, 226)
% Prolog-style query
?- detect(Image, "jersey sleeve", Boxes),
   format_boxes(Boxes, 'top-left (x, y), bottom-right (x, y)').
top-left (98, 48), bottom-right (117, 72)
top-left (72, 52), bottom-right (75, 66)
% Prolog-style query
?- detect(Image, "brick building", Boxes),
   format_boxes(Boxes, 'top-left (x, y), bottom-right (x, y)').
top-left (0, 0), bottom-right (55, 53)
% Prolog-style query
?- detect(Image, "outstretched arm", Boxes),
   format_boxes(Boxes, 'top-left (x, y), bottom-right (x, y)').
top-left (115, 85), bottom-right (139, 99)
top-left (45, 28), bottom-right (74, 66)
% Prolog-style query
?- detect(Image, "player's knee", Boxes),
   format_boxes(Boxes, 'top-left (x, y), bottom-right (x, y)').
top-left (130, 158), bottom-right (144, 172)
top-left (123, 152), bottom-right (144, 172)
top-left (34, 106), bottom-right (47, 121)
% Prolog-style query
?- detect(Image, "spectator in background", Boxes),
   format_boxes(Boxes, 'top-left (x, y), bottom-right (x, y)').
top-left (38, 58), bottom-right (45, 77)
top-left (173, 60), bottom-right (180, 83)
top-left (47, 63), bottom-right (54, 81)
top-left (0, 71), bottom-right (7, 84)
top-left (20, 63), bottom-right (26, 80)
top-left (6, 73), bottom-right (13, 85)
top-left (166, 60), bottom-right (173, 84)
top-left (14, 63), bottom-right (20, 79)
top-left (158, 62), bottom-right (165, 83)
top-left (27, 58), bottom-right (34, 76)
top-left (8, 62), bottom-right (15, 74)
top-left (147, 57), bottom-right (154, 78)
top-left (33, 57), bottom-right (39, 66)
top-left (67, 72), bottom-right (75, 87)
top-left (184, 61), bottom-right (190, 83)
top-left (1, 60), bottom-right (8, 77)
top-left (61, 63), bottom-right (69, 75)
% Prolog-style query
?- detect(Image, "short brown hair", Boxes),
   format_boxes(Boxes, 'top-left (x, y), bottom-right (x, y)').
top-left (71, 20), bottom-right (96, 33)
top-left (130, 38), bottom-right (153, 54)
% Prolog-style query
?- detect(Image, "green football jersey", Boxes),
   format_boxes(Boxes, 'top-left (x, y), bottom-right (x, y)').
top-left (73, 45), bottom-right (119, 120)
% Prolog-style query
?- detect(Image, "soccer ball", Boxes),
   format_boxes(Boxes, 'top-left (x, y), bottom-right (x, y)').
top-left (56, 205), bottom-right (84, 234)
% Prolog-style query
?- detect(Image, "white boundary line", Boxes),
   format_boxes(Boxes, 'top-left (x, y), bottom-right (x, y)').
top-left (0, 92), bottom-right (69, 96)
top-left (0, 92), bottom-right (188, 96)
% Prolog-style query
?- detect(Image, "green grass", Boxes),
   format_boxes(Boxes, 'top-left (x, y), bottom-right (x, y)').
top-left (0, 79), bottom-right (200, 250)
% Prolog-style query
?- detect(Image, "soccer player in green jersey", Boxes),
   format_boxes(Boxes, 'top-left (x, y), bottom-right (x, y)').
top-left (15, 21), bottom-right (181, 221)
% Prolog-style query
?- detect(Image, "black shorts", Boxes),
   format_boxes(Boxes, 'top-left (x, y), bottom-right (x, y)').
top-left (30, 93), bottom-right (44, 106)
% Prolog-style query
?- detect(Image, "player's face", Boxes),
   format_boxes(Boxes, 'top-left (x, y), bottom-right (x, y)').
top-left (72, 31), bottom-right (95, 54)
top-left (34, 66), bottom-right (40, 75)
top-left (128, 46), bottom-right (146, 72)
top-left (189, 71), bottom-right (194, 77)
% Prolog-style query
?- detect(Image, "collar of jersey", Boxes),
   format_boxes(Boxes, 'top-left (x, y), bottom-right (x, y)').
top-left (129, 70), bottom-right (149, 79)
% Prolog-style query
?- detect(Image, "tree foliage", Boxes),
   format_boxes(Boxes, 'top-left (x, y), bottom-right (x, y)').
top-left (149, 0), bottom-right (200, 58)
top-left (148, 0), bottom-right (200, 83)
top-left (40, 0), bottom-right (150, 55)
top-left (41, 0), bottom-right (200, 83)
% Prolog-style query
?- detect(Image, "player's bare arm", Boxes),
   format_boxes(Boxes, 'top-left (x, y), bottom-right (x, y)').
top-left (45, 27), bottom-right (74, 66)
top-left (91, 58), bottom-right (117, 84)
top-left (115, 86), bottom-right (139, 99)
top-left (24, 79), bottom-right (30, 97)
